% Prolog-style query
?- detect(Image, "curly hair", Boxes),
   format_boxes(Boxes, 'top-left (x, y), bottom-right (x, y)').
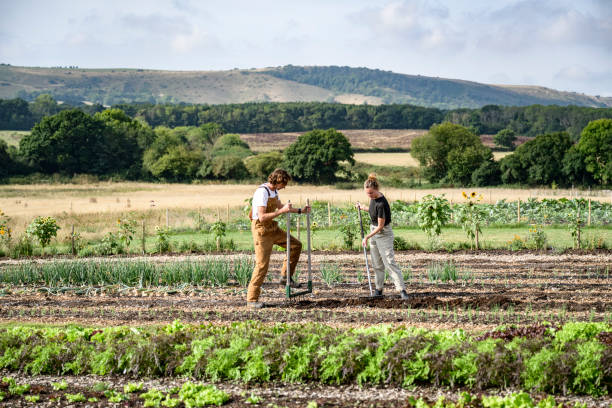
top-left (268, 168), bottom-right (292, 186)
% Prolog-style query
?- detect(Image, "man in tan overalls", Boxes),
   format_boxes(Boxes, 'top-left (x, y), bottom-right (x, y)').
top-left (247, 169), bottom-right (310, 309)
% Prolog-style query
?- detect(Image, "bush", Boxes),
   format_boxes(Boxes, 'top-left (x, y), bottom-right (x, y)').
top-left (471, 160), bottom-right (501, 186)
top-left (211, 155), bottom-right (249, 180)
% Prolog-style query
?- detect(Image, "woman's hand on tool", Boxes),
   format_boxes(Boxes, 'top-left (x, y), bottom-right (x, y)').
top-left (362, 237), bottom-right (368, 248)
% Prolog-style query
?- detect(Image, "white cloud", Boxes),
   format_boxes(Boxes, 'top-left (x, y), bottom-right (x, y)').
top-left (352, 0), bottom-right (463, 52)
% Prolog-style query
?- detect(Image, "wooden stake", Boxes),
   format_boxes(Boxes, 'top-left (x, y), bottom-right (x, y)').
top-left (517, 199), bottom-right (521, 223)
top-left (71, 225), bottom-right (76, 256)
top-left (226, 203), bottom-right (230, 223)
top-left (328, 202), bottom-right (331, 227)
top-left (142, 220), bottom-right (146, 254)
top-left (166, 209), bottom-right (169, 228)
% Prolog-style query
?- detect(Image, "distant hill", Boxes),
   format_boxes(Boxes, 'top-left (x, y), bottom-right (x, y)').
top-left (1, 64), bottom-right (610, 109)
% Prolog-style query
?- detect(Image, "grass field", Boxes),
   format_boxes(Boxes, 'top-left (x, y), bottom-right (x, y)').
top-left (0, 130), bottom-right (29, 147)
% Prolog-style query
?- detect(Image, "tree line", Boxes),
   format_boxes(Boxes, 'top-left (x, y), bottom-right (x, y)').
top-left (411, 120), bottom-right (611, 187)
top-left (2, 96), bottom-right (612, 140)
top-left (1, 104), bottom-right (609, 187)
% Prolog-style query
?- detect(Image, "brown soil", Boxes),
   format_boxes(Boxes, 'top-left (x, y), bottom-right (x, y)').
top-left (1, 252), bottom-right (610, 330)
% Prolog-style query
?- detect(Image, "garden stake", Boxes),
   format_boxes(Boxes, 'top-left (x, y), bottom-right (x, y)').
top-left (357, 202), bottom-right (374, 297)
top-left (285, 199), bottom-right (313, 299)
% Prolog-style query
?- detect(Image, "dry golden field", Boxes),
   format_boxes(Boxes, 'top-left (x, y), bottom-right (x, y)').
top-left (354, 152), bottom-right (512, 167)
top-left (1, 182), bottom-right (609, 238)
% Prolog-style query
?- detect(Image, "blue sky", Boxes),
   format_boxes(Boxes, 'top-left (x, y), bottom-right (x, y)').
top-left (1, 0), bottom-right (611, 96)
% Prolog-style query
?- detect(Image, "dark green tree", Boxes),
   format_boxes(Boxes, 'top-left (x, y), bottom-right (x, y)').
top-left (29, 94), bottom-right (62, 121)
top-left (499, 131), bottom-right (572, 185)
top-left (576, 119), bottom-right (612, 185)
top-left (95, 108), bottom-right (154, 178)
top-left (283, 128), bottom-right (354, 183)
top-left (494, 128), bottom-right (517, 151)
top-left (411, 122), bottom-right (492, 185)
top-left (562, 145), bottom-right (595, 186)
top-left (471, 159), bottom-right (501, 186)
top-left (19, 109), bottom-right (128, 175)
top-left (0, 139), bottom-right (14, 178)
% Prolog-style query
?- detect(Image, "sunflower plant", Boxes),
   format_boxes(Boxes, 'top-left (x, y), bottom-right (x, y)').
top-left (456, 191), bottom-right (486, 250)
top-left (0, 209), bottom-right (11, 248)
top-left (26, 216), bottom-right (60, 254)
top-left (416, 194), bottom-right (451, 250)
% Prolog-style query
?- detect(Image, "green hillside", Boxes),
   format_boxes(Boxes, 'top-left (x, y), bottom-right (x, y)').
top-left (1, 64), bottom-right (610, 109)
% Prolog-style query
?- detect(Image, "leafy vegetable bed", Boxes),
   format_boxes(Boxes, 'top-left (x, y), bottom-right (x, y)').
top-left (1, 321), bottom-right (610, 397)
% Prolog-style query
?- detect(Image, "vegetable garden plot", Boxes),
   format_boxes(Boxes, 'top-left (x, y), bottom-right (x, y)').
top-left (0, 252), bottom-right (611, 407)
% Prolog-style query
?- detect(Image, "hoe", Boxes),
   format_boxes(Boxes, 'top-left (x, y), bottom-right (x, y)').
top-left (285, 199), bottom-right (313, 299)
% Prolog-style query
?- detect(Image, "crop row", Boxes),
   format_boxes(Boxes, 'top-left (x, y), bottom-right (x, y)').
top-left (0, 257), bottom-right (254, 287)
top-left (1, 321), bottom-right (610, 396)
top-left (0, 376), bottom-right (593, 408)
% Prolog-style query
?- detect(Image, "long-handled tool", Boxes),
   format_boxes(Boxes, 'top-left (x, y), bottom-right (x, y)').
top-left (286, 199), bottom-right (313, 299)
top-left (356, 202), bottom-right (374, 297)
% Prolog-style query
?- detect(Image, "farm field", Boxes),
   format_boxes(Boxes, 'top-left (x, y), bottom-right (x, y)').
top-left (0, 252), bottom-right (611, 406)
top-left (0, 130), bottom-right (28, 147)
top-left (1, 182), bottom-right (608, 218)
top-left (239, 129), bottom-right (531, 152)
top-left (354, 152), bottom-right (512, 167)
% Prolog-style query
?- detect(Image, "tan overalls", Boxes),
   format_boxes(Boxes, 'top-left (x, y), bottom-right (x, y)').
top-left (247, 192), bottom-right (302, 302)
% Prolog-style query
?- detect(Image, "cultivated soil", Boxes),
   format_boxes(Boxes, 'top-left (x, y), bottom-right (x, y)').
top-left (1, 251), bottom-right (611, 407)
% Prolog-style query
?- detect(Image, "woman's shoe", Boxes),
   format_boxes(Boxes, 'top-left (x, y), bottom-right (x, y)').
top-left (400, 290), bottom-right (409, 300)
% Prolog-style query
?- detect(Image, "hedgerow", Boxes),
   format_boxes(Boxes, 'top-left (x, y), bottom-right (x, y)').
top-left (0, 321), bottom-right (609, 396)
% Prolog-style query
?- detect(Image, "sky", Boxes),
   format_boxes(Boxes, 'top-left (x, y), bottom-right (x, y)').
top-left (1, 0), bottom-right (611, 96)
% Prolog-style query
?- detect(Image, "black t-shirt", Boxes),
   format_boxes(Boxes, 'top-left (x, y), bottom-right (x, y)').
top-left (369, 194), bottom-right (391, 226)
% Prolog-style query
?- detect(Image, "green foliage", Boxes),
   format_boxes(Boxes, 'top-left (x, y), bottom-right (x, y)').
top-left (338, 220), bottom-right (357, 249)
top-left (26, 216), bottom-right (60, 250)
top-left (65, 393), bottom-right (87, 403)
top-left (411, 122), bottom-right (492, 185)
top-left (494, 128), bottom-right (517, 150)
top-left (283, 128), bottom-right (354, 183)
top-left (211, 133), bottom-right (252, 159)
top-left (320, 262), bottom-right (343, 287)
top-left (178, 382), bottom-right (230, 407)
top-left (117, 217), bottom-right (138, 250)
top-left (211, 155), bottom-right (249, 180)
top-left (455, 192), bottom-right (485, 249)
top-left (416, 195), bottom-right (451, 249)
top-left (576, 118), bottom-right (612, 185)
top-left (526, 224), bottom-right (548, 250)
top-left (155, 226), bottom-right (171, 253)
top-left (20, 109), bottom-right (140, 175)
top-left (0, 322), bottom-right (611, 396)
top-left (500, 132), bottom-right (573, 185)
top-left (244, 151), bottom-right (283, 179)
top-left (471, 160), bottom-right (501, 186)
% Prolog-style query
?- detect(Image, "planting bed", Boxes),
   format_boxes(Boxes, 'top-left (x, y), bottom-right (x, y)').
top-left (0, 251), bottom-right (611, 407)
top-left (1, 252), bottom-right (610, 329)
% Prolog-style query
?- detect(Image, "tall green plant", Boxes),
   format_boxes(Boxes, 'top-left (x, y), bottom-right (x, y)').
top-left (456, 191), bottom-right (485, 249)
top-left (211, 221), bottom-right (226, 251)
top-left (416, 195), bottom-right (450, 250)
top-left (26, 216), bottom-right (60, 254)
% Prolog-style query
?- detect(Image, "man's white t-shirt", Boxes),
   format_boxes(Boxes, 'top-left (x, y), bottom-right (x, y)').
top-left (251, 185), bottom-right (278, 220)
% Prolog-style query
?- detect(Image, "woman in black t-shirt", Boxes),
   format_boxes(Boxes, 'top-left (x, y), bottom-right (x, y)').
top-left (357, 174), bottom-right (409, 299)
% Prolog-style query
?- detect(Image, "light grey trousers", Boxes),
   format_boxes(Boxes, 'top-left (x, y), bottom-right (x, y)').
top-left (370, 224), bottom-right (406, 291)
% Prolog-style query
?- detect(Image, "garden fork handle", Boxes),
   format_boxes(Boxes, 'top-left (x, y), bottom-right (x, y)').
top-left (356, 202), bottom-right (373, 296)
